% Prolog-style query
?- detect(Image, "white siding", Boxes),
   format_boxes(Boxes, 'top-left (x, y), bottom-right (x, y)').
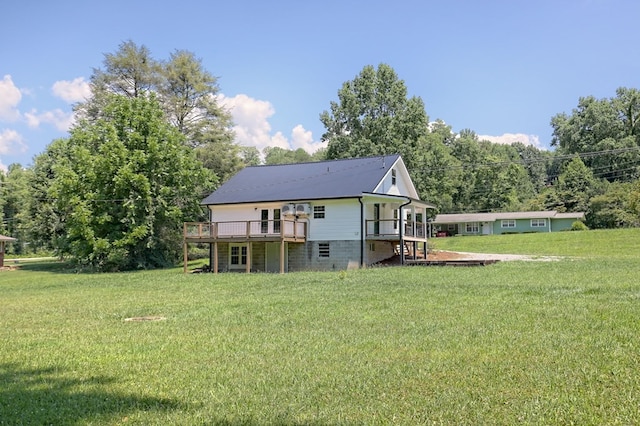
top-left (210, 200), bottom-right (363, 242)
top-left (306, 199), bottom-right (361, 241)
top-left (372, 158), bottom-right (419, 198)
top-left (210, 202), bottom-right (286, 222)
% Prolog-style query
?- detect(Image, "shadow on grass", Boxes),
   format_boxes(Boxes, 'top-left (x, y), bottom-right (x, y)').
top-left (0, 363), bottom-right (183, 424)
top-left (13, 259), bottom-right (77, 274)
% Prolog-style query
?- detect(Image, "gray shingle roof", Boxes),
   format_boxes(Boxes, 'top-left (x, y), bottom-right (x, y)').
top-left (432, 211), bottom-right (585, 223)
top-left (202, 154), bottom-right (401, 205)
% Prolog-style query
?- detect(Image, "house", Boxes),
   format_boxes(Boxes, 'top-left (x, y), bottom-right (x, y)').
top-left (0, 234), bottom-right (16, 268)
top-left (183, 155), bottom-right (435, 273)
top-left (431, 211), bottom-right (585, 236)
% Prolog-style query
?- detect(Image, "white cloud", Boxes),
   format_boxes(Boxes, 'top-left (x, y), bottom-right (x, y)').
top-left (478, 133), bottom-right (544, 149)
top-left (24, 108), bottom-right (75, 132)
top-left (0, 75), bottom-right (22, 121)
top-left (0, 129), bottom-right (28, 170)
top-left (219, 93), bottom-right (325, 154)
top-left (0, 129), bottom-right (26, 155)
top-left (52, 77), bottom-right (91, 103)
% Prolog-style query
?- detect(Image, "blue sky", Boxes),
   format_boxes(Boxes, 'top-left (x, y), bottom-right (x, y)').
top-left (2, 0), bottom-right (639, 170)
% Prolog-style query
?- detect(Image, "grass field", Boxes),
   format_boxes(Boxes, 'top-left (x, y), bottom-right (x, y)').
top-left (1, 229), bottom-right (639, 424)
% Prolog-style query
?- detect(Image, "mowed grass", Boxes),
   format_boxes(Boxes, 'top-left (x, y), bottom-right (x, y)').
top-left (1, 230), bottom-right (639, 424)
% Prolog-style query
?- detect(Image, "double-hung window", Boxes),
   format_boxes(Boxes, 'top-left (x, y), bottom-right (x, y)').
top-left (313, 205), bottom-right (325, 219)
top-left (501, 219), bottom-right (516, 228)
top-left (531, 218), bottom-right (546, 228)
top-left (466, 222), bottom-right (479, 233)
top-left (230, 244), bottom-right (247, 268)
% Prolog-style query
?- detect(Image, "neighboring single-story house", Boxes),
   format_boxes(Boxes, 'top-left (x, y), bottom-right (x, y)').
top-left (183, 154), bottom-right (435, 273)
top-left (432, 211), bottom-right (585, 236)
top-left (0, 234), bottom-right (17, 267)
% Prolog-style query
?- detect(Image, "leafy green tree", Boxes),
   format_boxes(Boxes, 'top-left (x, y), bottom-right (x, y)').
top-left (550, 88), bottom-right (640, 182)
top-left (160, 49), bottom-right (234, 148)
top-left (263, 147), bottom-right (314, 165)
top-left (0, 164), bottom-right (32, 253)
top-left (240, 146), bottom-right (261, 166)
top-left (80, 41), bottom-right (238, 183)
top-left (587, 181), bottom-right (639, 228)
top-left (411, 133), bottom-right (461, 213)
top-left (50, 94), bottom-right (215, 271)
top-left (320, 63), bottom-right (429, 169)
top-left (29, 139), bottom-right (74, 255)
top-left (512, 142), bottom-right (552, 191)
top-left (555, 157), bottom-right (598, 212)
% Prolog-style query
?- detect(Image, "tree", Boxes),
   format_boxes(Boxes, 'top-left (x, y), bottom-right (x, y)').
top-left (81, 41), bottom-right (238, 183)
top-left (50, 94), bottom-right (215, 271)
top-left (550, 88), bottom-right (640, 182)
top-left (0, 164), bottom-right (32, 253)
top-left (29, 138), bottom-right (74, 255)
top-left (160, 50), bottom-right (234, 147)
top-left (320, 63), bottom-right (429, 169)
top-left (554, 157), bottom-right (598, 212)
top-left (263, 147), bottom-right (313, 165)
top-left (91, 40), bottom-right (160, 99)
top-left (588, 182), bottom-right (639, 228)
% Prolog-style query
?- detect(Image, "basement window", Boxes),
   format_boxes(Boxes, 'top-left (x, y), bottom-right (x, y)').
top-left (318, 243), bottom-right (330, 258)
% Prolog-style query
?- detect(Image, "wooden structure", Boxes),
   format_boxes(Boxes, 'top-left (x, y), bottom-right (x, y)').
top-left (183, 219), bottom-right (306, 274)
top-left (0, 234), bottom-right (16, 267)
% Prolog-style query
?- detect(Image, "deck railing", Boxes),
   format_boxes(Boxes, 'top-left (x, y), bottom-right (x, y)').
top-left (365, 219), bottom-right (427, 239)
top-left (184, 220), bottom-right (306, 241)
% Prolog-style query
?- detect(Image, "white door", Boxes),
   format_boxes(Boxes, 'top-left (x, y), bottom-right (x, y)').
top-left (482, 222), bottom-right (492, 235)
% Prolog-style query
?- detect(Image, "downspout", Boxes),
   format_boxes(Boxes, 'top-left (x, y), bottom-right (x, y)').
top-left (358, 197), bottom-right (364, 268)
top-left (399, 198), bottom-right (412, 266)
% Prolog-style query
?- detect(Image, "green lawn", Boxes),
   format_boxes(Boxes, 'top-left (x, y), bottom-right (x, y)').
top-left (1, 230), bottom-right (639, 424)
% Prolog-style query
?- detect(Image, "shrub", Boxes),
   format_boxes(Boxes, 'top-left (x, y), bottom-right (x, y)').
top-left (571, 220), bottom-right (589, 231)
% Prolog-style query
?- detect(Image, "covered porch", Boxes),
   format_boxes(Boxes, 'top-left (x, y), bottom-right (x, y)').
top-left (360, 194), bottom-right (435, 264)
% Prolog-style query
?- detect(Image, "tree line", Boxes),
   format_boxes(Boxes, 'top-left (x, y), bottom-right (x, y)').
top-left (2, 43), bottom-right (640, 269)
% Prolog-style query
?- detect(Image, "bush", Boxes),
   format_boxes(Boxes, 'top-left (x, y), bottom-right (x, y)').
top-left (571, 221), bottom-right (589, 231)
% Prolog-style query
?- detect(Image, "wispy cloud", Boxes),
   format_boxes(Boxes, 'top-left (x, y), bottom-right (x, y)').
top-left (478, 133), bottom-right (544, 149)
top-left (24, 108), bottom-right (74, 132)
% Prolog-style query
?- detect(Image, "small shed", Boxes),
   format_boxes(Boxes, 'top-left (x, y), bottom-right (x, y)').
top-left (0, 234), bottom-right (17, 267)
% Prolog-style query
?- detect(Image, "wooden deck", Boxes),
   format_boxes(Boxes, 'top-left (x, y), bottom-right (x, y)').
top-left (183, 220), bottom-right (307, 244)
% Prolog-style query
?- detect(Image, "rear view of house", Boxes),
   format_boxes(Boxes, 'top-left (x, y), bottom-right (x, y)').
top-left (184, 155), bottom-right (434, 273)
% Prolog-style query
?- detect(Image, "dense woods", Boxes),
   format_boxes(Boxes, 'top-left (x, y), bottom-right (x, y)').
top-left (2, 45), bottom-right (639, 268)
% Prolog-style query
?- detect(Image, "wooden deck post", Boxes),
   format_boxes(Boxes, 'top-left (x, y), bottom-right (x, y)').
top-left (280, 241), bottom-right (285, 274)
top-left (213, 242), bottom-right (218, 274)
top-left (183, 242), bottom-right (188, 274)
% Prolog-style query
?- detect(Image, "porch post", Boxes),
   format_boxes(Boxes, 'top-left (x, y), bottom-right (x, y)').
top-left (246, 242), bottom-right (252, 273)
top-left (280, 240), bottom-right (285, 274)
top-left (213, 242), bottom-right (218, 274)
top-left (183, 242), bottom-right (188, 274)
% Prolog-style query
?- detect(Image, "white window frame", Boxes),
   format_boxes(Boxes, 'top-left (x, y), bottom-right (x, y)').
top-left (313, 205), bottom-right (325, 219)
top-left (391, 169), bottom-right (397, 186)
top-left (501, 219), bottom-right (516, 228)
top-left (229, 244), bottom-right (247, 269)
top-left (465, 222), bottom-right (479, 233)
top-left (531, 218), bottom-right (547, 228)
